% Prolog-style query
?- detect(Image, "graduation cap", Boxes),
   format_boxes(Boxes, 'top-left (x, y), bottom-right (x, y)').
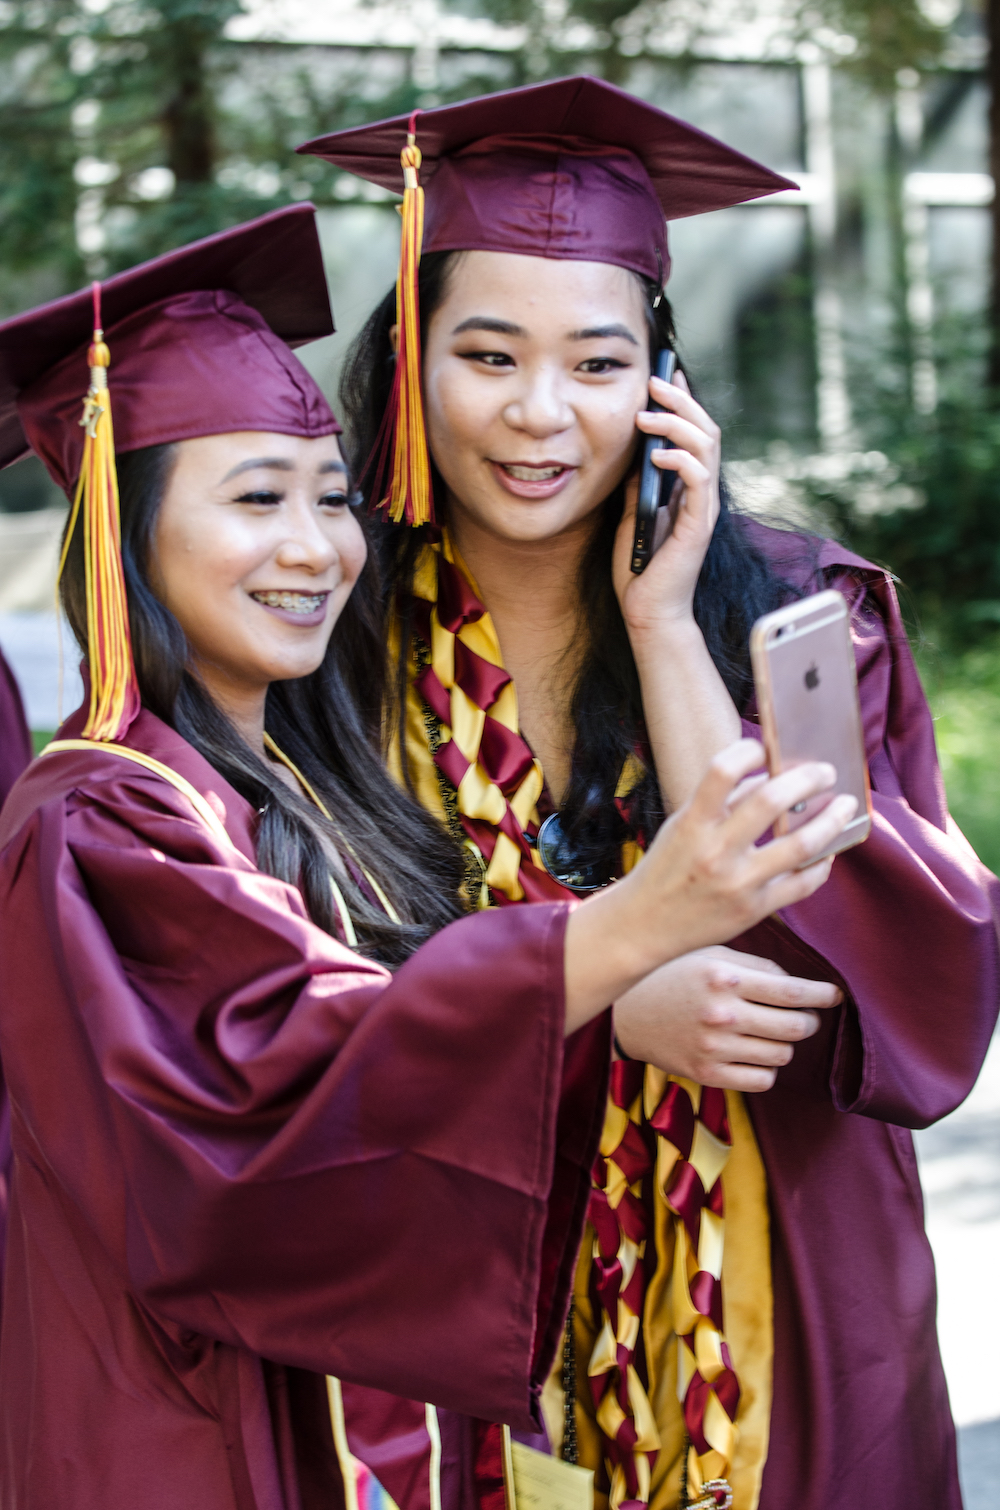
top-left (0, 203), bottom-right (340, 743)
top-left (298, 76), bottom-right (794, 528)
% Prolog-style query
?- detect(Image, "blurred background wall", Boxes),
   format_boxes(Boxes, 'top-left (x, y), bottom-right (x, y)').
top-left (0, 7), bottom-right (998, 1499)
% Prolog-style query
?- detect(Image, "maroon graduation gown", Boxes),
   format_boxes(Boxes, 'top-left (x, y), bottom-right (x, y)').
top-left (337, 526), bottom-right (999, 1510)
top-left (0, 708), bottom-right (607, 1509)
top-left (0, 649), bottom-right (30, 809)
top-left (0, 648), bottom-right (30, 1326)
top-left (735, 526), bottom-right (999, 1510)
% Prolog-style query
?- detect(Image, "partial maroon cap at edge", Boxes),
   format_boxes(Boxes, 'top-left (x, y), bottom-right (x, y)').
top-left (297, 75), bottom-right (797, 286)
top-left (0, 204), bottom-right (341, 496)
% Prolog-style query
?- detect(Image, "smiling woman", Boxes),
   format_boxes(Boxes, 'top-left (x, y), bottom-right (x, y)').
top-left (0, 205), bottom-right (856, 1510)
top-left (306, 75), bottom-right (1000, 1510)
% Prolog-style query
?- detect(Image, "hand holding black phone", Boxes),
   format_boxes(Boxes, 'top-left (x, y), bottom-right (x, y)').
top-left (630, 348), bottom-right (677, 574)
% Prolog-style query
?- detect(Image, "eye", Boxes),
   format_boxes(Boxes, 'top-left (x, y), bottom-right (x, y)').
top-left (234, 489), bottom-right (282, 506)
top-left (319, 489), bottom-right (350, 509)
top-left (577, 357), bottom-right (630, 375)
top-left (458, 350), bottom-right (515, 368)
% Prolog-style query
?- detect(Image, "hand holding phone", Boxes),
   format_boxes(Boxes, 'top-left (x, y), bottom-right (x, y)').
top-left (750, 589), bottom-right (872, 863)
top-left (630, 348), bottom-right (678, 575)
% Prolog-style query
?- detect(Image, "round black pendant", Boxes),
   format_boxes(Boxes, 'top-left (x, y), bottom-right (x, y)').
top-left (535, 813), bottom-right (613, 894)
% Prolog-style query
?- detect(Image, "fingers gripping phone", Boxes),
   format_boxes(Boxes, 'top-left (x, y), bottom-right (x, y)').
top-left (630, 348), bottom-right (678, 574)
top-left (750, 589), bottom-right (873, 862)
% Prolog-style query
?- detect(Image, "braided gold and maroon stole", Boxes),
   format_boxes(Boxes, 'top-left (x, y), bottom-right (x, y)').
top-left (391, 534), bottom-right (741, 1509)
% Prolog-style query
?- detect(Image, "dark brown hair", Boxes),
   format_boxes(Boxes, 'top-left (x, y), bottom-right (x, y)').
top-left (59, 442), bottom-right (465, 966)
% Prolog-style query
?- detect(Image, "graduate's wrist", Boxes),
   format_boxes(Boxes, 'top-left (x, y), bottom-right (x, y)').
top-left (623, 604), bottom-right (702, 659)
top-left (573, 870), bottom-right (677, 1003)
top-left (564, 879), bottom-right (663, 1032)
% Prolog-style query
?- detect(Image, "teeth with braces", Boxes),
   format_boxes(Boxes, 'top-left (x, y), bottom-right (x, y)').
top-left (502, 464), bottom-right (566, 481)
top-left (253, 591), bottom-right (325, 612)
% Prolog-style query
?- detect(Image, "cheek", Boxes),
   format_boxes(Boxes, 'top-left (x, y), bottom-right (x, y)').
top-left (425, 363), bottom-right (489, 456)
top-left (153, 510), bottom-right (259, 626)
top-left (583, 381), bottom-right (647, 473)
top-left (153, 515), bottom-right (211, 610)
top-left (337, 515), bottom-right (368, 587)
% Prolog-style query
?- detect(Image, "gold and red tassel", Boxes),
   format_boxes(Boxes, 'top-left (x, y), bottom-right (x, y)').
top-left (57, 282), bottom-right (140, 741)
top-left (370, 112), bottom-right (434, 527)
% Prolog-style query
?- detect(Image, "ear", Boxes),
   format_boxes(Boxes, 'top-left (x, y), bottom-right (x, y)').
top-left (389, 323), bottom-right (400, 355)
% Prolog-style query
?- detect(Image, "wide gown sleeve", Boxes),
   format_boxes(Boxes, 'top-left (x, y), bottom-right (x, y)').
top-left (0, 771), bottom-right (605, 1430)
top-left (738, 564), bottom-right (1000, 1128)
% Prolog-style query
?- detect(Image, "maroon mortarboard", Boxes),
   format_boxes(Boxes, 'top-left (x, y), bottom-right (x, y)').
top-left (298, 74), bottom-right (795, 287)
top-left (0, 202), bottom-right (340, 496)
top-left (0, 204), bottom-right (341, 745)
top-left (296, 75), bottom-right (794, 528)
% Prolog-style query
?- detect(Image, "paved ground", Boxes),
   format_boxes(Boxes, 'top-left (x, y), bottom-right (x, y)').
top-left (915, 1028), bottom-right (1000, 1509)
top-left (2, 611), bottom-right (999, 1505)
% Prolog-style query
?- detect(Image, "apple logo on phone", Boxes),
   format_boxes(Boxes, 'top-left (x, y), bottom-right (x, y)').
top-left (804, 663), bottom-right (820, 690)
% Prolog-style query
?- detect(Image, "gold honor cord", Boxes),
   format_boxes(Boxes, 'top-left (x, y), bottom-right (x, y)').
top-left (327, 1378), bottom-right (440, 1510)
top-left (326, 1378), bottom-right (362, 1510)
top-left (40, 739), bottom-right (398, 954)
top-left (263, 733), bottom-right (402, 939)
top-left (38, 741), bottom-right (235, 851)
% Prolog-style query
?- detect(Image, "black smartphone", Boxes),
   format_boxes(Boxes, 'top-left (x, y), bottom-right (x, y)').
top-left (630, 347), bottom-right (677, 574)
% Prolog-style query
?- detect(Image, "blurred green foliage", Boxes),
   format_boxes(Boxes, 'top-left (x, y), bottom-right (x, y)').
top-left (0, 0), bottom-right (435, 295)
top-left (448, 0), bottom-right (948, 87)
top-left (919, 634), bottom-right (1000, 870)
top-left (795, 310), bottom-right (1000, 647)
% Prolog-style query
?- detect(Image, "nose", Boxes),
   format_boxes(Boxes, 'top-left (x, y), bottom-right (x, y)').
top-left (273, 496), bottom-right (339, 574)
top-left (502, 364), bottom-right (574, 438)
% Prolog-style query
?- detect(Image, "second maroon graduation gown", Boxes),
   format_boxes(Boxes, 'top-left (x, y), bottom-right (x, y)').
top-left (0, 646), bottom-right (30, 1327)
top-left (0, 648), bottom-right (30, 809)
top-left (0, 709), bottom-right (607, 1509)
top-left (342, 524), bottom-right (999, 1510)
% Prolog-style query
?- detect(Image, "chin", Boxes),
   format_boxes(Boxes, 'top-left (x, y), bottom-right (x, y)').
top-left (276, 652), bottom-right (329, 682)
top-left (488, 495), bottom-right (598, 544)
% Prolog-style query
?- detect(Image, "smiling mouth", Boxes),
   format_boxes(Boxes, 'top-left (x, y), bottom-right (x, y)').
top-left (251, 590), bottom-right (328, 615)
top-left (498, 463), bottom-right (572, 481)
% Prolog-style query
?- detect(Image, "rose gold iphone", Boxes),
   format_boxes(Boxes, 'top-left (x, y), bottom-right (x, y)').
top-left (750, 589), bottom-right (872, 862)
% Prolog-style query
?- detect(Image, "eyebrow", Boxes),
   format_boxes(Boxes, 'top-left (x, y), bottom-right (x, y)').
top-left (451, 316), bottom-right (639, 346)
top-left (221, 457), bottom-right (348, 482)
top-left (452, 317), bottom-right (527, 338)
top-left (569, 323), bottom-right (640, 346)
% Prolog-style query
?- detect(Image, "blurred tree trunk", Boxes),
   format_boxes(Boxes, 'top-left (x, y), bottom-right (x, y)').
top-left (989, 0), bottom-right (1000, 389)
top-left (162, 18), bottom-right (216, 184)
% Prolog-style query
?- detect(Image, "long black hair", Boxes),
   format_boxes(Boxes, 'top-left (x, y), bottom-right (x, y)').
top-left (339, 251), bottom-right (796, 878)
top-left (59, 442), bottom-right (465, 966)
